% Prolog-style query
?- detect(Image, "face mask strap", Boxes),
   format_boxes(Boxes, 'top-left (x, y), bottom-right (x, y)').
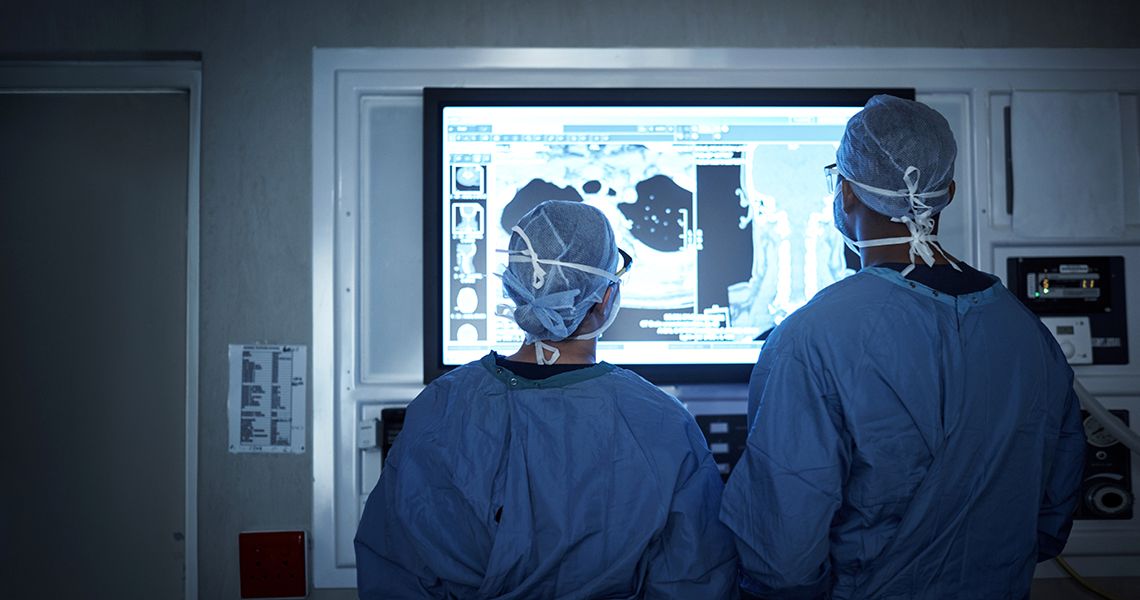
top-left (505, 226), bottom-right (548, 289)
top-left (841, 166), bottom-right (961, 276)
top-left (534, 340), bottom-right (561, 365)
top-left (845, 166), bottom-right (950, 202)
top-left (499, 226), bottom-right (621, 286)
top-left (571, 283), bottom-right (621, 341)
top-left (505, 254), bottom-right (621, 284)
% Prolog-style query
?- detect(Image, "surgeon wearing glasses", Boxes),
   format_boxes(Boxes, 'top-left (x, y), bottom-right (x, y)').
top-left (720, 95), bottom-right (1085, 599)
top-left (356, 200), bottom-right (738, 599)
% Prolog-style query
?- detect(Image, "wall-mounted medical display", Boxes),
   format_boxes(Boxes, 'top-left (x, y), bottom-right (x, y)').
top-left (1007, 256), bottom-right (1129, 365)
top-left (423, 88), bottom-right (914, 383)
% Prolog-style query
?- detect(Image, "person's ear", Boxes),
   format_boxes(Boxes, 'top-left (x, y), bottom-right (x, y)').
top-left (597, 285), bottom-right (614, 314)
top-left (841, 179), bottom-right (860, 214)
top-left (946, 180), bottom-right (956, 206)
top-left (585, 286), bottom-right (614, 322)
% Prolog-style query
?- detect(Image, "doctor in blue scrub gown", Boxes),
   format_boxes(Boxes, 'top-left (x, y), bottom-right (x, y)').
top-left (720, 95), bottom-right (1085, 599)
top-left (356, 200), bottom-right (738, 599)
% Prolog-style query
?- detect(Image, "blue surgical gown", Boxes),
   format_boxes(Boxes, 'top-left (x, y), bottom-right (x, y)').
top-left (356, 353), bottom-right (739, 599)
top-left (721, 267), bottom-right (1085, 599)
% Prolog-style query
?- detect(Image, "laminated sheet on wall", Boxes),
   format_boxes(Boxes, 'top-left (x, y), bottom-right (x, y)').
top-left (1011, 91), bottom-right (1125, 238)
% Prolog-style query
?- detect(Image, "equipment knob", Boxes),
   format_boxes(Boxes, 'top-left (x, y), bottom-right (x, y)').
top-left (1086, 483), bottom-right (1133, 517)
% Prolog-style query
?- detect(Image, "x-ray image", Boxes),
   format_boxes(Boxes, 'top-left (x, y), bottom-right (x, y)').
top-left (452, 202), bottom-right (485, 241)
top-left (449, 198), bottom-right (488, 342)
top-left (726, 143), bottom-right (854, 334)
top-left (452, 165), bottom-right (486, 195)
top-left (493, 144), bottom-right (698, 315)
top-left (480, 141), bottom-right (853, 344)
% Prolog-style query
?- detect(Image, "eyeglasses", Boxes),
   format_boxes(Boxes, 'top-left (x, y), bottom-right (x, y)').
top-left (615, 248), bottom-right (633, 280)
top-left (824, 163), bottom-right (840, 194)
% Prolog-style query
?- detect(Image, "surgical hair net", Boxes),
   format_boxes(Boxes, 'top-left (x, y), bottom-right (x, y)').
top-left (502, 200), bottom-right (619, 343)
top-left (836, 95), bottom-right (958, 219)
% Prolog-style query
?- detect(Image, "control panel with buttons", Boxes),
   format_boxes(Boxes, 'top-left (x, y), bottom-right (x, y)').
top-left (1007, 256), bottom-right (1128, 365)
top-left (1041, 316), bottom-right (1093, 365)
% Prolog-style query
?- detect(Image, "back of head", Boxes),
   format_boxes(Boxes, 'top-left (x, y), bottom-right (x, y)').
top-left (502, 200), bottom-right (619, 342)
top-left (837, 95), bottom-right (958, 219)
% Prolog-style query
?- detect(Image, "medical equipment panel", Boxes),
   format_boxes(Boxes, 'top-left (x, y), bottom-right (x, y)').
top-left (695, 414), bottom-right (749, 481)
top-left (1006, 256), bottom-right (1129, 365)
top-left (1077, 409), bottom-right (1134, 520)
top-left (681, 394), bottom-right (750, 479)
top-left (380, 407), bottom-right (406, 463)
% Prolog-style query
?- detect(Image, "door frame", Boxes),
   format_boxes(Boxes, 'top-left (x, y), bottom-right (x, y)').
top-left (0, 60), bottom-right (202, 600)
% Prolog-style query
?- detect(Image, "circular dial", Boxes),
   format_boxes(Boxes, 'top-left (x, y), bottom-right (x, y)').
top-left (1084, 415), bottom-right (1118, 448)
top-left (1087, 483), bottom-right (1133, 517)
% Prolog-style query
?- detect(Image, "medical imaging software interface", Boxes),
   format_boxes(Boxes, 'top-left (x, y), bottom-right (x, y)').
top-left (441, 104), bottom-right (861, 366)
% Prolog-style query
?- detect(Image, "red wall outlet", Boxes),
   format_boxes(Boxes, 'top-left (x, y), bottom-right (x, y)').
top-left (239, 530), bottom-right (308, 599)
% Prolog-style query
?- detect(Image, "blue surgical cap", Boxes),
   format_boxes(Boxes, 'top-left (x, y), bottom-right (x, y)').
top-left (837, 95), bottom-right (958, 219)
top-left (502, 200), bottom-right (619, 343)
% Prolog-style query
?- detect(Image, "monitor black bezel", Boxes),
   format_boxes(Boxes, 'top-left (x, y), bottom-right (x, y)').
top-left (423, 86), bottom-right (916, 385)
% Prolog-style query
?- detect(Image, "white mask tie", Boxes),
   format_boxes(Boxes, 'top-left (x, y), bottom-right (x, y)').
top-left (500, 226), bottom-right (621, 287)
top-left (842, 166), bottom-right (961, 277)
top-left (571, 286), bottom-right (621, 341)
top-left (534, 340), bottom-right (561, 365)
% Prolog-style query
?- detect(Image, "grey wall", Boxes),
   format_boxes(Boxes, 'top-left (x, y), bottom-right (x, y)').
top-left (1, 1), bottom-right (1138, 598)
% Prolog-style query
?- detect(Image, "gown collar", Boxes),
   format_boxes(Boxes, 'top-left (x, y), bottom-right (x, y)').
top-left (860, 266), bottom-right (1004, 313)
top-left (480, 352), bottom-right (615, 389)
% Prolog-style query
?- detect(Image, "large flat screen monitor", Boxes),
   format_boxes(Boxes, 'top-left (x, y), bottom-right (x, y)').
top-left (423, 87), bottom-right (915, 384)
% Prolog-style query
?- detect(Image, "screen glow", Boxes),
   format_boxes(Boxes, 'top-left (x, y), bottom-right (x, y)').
top-left (439, 104), bottom-right (861, 366)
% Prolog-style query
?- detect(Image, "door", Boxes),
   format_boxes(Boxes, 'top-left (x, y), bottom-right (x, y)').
top-left (0, 88), bottom-right (191, 598)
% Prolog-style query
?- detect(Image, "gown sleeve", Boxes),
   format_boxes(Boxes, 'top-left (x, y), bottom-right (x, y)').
top-left (1036, 384), bottom-right (1086, 561)
top-left (645, 421), bottom-right (741, 599)
top-left (721, 346), bottom-right (850, 599)
top-left (355, 385), bottom-right (447, 599)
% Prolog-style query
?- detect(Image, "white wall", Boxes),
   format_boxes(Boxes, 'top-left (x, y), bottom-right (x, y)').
top-left (2, 1), bottom-right (1138, 597)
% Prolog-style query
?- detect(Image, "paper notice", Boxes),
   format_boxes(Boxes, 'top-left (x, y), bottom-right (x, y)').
top-left (227, 344), bottom-right (307, 454)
